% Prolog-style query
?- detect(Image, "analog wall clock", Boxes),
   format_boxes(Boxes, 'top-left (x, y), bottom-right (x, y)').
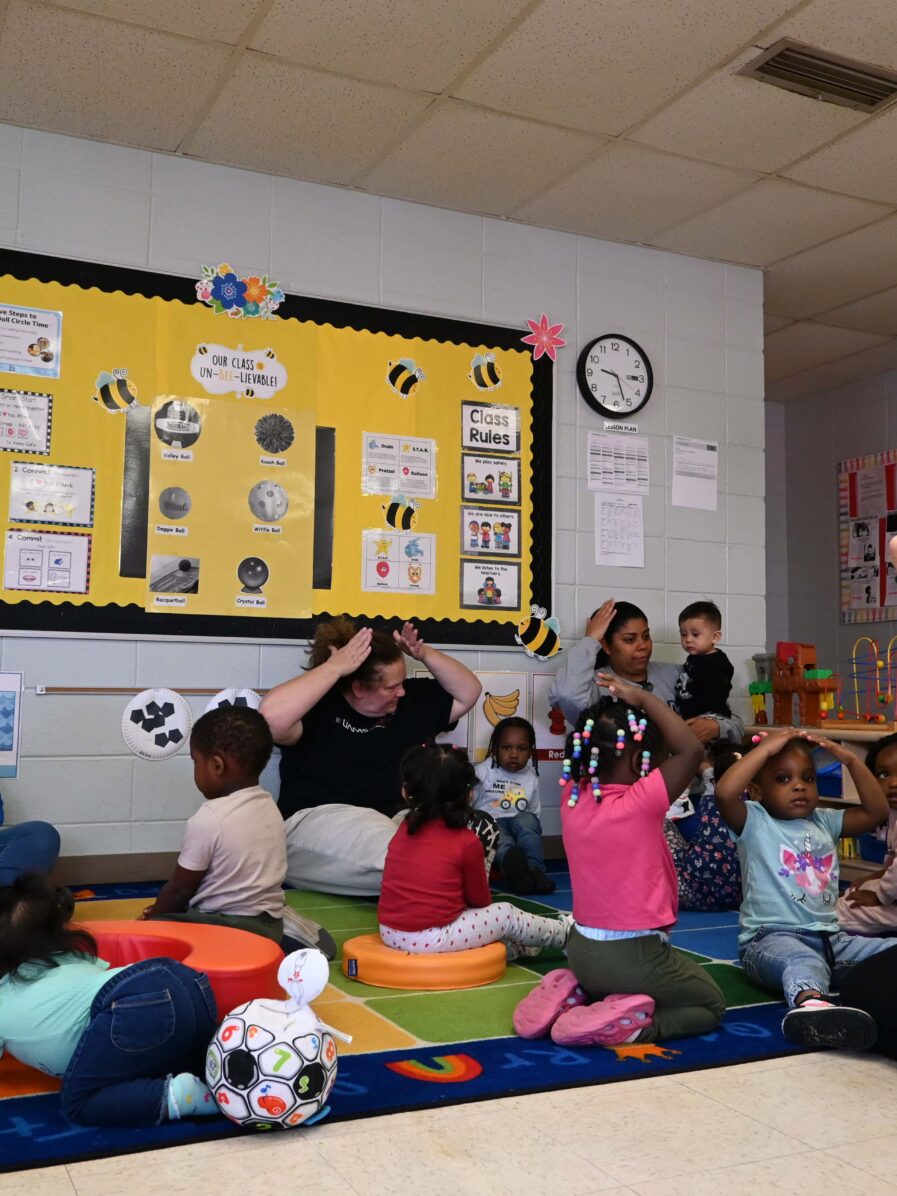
top-left (576, 334), bottom-right (653, 418)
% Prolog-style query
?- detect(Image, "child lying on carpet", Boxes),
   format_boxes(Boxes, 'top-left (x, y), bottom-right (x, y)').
top-left (515, 679), bottom-right (726, 1047)
top-left (378, 743), bottom-right (570, 957)
top-left (837, 731), bottom-right (897, 937)
top-left (141, 705), bottom-right (287, 943)
top-left (716, 728), bottom-right (893, 1050)
top-left (0, 872), bottom-right (219, 1126)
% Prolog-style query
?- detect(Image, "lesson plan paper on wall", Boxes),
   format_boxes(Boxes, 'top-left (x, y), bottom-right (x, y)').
top-left (595, 494), bottom-right (644, 568)
top-left (587, 430), bottom-right (649, 494)
top-left (671, 436), bottom-right (718, 511)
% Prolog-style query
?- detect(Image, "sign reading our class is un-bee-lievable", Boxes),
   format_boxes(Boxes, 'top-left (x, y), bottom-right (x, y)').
top-left (461, 400), bottom-right (520, 454)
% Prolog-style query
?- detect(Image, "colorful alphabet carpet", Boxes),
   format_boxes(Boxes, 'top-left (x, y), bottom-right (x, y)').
top-left (0, 872), bottom-right (801, 1172)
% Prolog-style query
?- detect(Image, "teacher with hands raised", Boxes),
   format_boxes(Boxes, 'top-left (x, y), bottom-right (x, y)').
top-left (261, 616), bottom-right (481, 895)
top-left (550, 598), bottom-right (743, 745)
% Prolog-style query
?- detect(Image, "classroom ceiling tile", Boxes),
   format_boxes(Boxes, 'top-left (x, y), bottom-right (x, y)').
top-left (187, 53), bottom-right (434, 185)
top-left (654, 178), bottom-right (891, 266)
top-left (814, 286), bottom-right (897, 336)
top-left (764, 214), bottom-right (897, 317)
top-left (783, 105), bottom-right (897, 204)
top-left (0, 1), bottom-right (233, 150)
top-left (767, 339), bottom-right (897, 400)
top-left (764, 0), bottom-right (897, 72)
top-left (763, 321), bottom-right (889, 382)
top-left (359, 101), bottom-right (604, 215)
top-left (453, 0), bottom-right (798, 135)
top-left (629, 49), bottom-right (864, 172)
top-left (51, 0), bottom-right (258, 43)
top-left (251, 0), bottom-right (533, 92)
top-left (514, 143), bottom-right (758, 242)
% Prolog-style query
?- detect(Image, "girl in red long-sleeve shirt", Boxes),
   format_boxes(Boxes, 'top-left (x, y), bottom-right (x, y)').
top-left (378, 745), bottom-right (569, 956)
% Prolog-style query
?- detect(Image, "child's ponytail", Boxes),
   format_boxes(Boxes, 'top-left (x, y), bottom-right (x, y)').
top-left (401, 743), bottom-right (476, 834)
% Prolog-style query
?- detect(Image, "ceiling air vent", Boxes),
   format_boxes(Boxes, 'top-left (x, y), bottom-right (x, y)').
top-left (739, 38), bottom-right (897, 112)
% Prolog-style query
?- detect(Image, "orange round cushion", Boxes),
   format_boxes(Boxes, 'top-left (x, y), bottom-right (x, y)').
top-left (341, 933), bottom-right (506, 991)
top-left (78, 919), bottom-right (283, 1013)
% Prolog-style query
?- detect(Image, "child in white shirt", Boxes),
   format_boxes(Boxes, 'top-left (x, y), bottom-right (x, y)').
top-left (142, 706), bottom-right (286, 942)
top-left (473, 717), bottom-right (554, 897)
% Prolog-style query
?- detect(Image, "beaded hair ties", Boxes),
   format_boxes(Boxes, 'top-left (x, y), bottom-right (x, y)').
top-left (563, 711), bottom-right (653, 807)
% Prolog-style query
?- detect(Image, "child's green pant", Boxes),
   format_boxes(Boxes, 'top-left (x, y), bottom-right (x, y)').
top-left (566, 927), bottom-right (726, 1042)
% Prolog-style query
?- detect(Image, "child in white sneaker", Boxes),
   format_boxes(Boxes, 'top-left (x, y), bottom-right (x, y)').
top-left (716, 728), bottom-right (892, 1049)
top-left (837, 732), bottom-right (897, 936)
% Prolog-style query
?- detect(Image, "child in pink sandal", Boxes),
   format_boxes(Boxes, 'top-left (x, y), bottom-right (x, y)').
top-left (513, 968), bottom-right (588, 1039)
top-left (538, 679), bottom-right (726, 1048)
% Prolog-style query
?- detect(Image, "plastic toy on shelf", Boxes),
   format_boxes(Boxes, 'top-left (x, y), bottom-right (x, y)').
top-left (771, 642), bottom-right (839, 727)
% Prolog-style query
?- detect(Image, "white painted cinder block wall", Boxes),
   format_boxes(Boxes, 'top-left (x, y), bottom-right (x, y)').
top-left (0, 125), bottom-right (766, 857)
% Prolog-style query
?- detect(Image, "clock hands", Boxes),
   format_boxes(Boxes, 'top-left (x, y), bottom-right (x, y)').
top-left (601, 368), bottom-right (627, 401)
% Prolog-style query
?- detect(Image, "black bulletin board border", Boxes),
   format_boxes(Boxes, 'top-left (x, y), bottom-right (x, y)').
top-left (0, 249), bottom-right (553, 646)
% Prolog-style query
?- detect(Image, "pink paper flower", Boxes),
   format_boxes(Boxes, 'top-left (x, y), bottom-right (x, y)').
top-left (521, 313), bottom-right (566, 362)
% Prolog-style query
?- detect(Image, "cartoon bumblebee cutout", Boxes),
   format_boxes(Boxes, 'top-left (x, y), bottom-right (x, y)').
top-left (382, 495), bottom-right (419, 530)
top-left (92, 369), bottom-right (140, 413)
top-left (515, 605), bottom-right (562, 660)
top-left (469, 353), bottom-right (501, 392)
top-left (386, 358), bottom-right (426, 398)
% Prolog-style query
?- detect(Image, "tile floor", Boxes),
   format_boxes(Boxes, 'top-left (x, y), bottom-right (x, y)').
top-left (7, 1050), bottom-right (897, 1195)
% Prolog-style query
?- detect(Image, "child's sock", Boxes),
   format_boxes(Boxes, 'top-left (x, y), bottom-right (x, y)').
top-left (165, 1072), bottom-right (217, 1120)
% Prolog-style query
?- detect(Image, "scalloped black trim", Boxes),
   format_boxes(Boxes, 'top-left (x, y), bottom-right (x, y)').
top-left (1, 249), bottom-right (553, 645)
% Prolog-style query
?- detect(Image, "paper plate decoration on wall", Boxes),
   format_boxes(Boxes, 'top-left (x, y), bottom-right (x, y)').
top-left (92, 368), bottom-right (140, 413)
top-left (204, 687), bottom-right (264, 714)
top-left (382, 495), bottom-right (419, 530)
top-left (521, 314), bottom-right (566, 362)
top-left (386, 358), bottom-right (426, 398)
top-left (122, 688), bottom-right (192, 760)
top-left (515, 604), bottom-right (562, 660)
top-left (195, 263), bottom-right (285, 320)
top-left (468, 353), bottom-right (501, 392)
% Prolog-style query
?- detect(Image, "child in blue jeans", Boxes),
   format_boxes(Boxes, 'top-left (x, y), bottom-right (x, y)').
top-left (473, 717), bottom-right (554, 896)
top-left (0, 872), bottom-right (219, 1126)
top-left (716, 728), bottom-right (893, 1050)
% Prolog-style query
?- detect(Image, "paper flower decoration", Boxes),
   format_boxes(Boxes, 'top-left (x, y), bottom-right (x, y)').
top-left (521, 313), bottom-right (566, 362)
top-left (196, 264), bottom-right (283, 320)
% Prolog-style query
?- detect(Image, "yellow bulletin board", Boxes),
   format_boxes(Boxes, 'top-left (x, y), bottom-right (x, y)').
top-left (0, 251), bottom-right (552, 644)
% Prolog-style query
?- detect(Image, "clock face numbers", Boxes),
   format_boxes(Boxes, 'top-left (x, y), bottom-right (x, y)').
top-left (576, 336), bottom-right (653, 418)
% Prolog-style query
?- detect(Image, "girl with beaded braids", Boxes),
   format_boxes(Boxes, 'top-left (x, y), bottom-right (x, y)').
top-left (514, 677), bottom-right (726, 1046)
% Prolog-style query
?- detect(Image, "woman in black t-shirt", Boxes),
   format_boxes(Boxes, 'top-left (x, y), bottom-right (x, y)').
top-left (260, 617), bottom-right (481, 895)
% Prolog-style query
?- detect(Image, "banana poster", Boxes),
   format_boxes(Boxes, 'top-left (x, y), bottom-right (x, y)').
top-left (0, 252), bottom-right (552, 644)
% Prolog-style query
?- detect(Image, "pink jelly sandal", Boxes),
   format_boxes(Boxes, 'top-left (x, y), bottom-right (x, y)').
top-left (550, 992), bottom-right (655, 1047)
top-left (513, 968), bottom-right (589, 1039)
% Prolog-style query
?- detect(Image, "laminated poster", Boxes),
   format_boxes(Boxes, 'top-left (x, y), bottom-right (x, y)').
top-left (0, 303), bottom-right (62, 379)
top-left (0, 389), bottom-right (52, 455)
top-left (362, 530), bottom-right (436, 594)
top-left (146, 399), bottom-right (315, 617)
top-left (459, 559), bottom-right (520, 612)
top-left (8, 461), bottom-right (94, 527)
top-left (0, 671), bottom-right (23, 779)
top-left (461, 505), bottom-right (520, 557)
top-left (3, 529), bottom-right (91, 593)
top-left (361, 432), bottom-right (436, 498)
top-left (461, 454), bottom-right (521, 505)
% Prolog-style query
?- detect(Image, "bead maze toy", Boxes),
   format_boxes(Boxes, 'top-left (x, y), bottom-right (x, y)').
top-left (827, 634), bottom-right (897, 730)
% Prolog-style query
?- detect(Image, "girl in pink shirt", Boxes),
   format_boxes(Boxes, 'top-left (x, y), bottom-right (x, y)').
top-left (514, 677), bottom-right (726, 1046)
